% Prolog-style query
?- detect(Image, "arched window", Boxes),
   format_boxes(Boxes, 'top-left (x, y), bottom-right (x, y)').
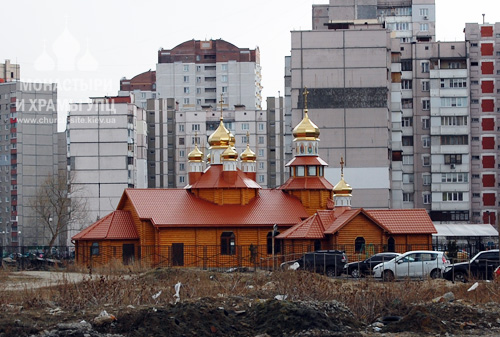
top-left (387, 237), bottom-right (395, 252)
top-left (221, 232), bottom-right (235, 255)
top-left (267, 231), bottom-right (281, 254)
top-left (354, 237), bottom-right (365, 253)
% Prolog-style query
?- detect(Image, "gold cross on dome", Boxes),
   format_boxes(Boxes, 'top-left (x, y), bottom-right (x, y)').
top-left (246, 131), bottom-right (250, 145)
top-left (340, 156), bottom-right (345, 176)
top-left (303, 87), bottom-right (309, 111)
top-left (194, 131), bottom-right (198, 146)
top-left (219, 94), bottom-right (224, 119)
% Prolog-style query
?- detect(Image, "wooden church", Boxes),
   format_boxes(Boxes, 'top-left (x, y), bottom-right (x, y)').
top-left (72, 91), bottom-right (436, 268)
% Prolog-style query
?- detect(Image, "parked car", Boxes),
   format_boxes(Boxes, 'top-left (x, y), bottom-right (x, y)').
top-left (280, 250), bottom-right (347, 277)
top-left (372, 250), bottom-right (449, 281)
top-left (344, 252), bottom-right (401, 278)
top-left (443, 249), bottom-right (500, 283)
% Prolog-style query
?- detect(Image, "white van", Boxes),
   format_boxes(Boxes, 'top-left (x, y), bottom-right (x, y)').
top-left (372, 250), bottom-right (450, 281)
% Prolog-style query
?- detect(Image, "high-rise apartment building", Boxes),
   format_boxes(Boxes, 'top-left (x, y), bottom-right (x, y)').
top-left (67, 95), bottom-right (147, 238)
top-left (0, 81), bottom-right (63, 246)
top-left (287, 0), bottom-right (452, 210)
top-left (465, 22), bottom-right (500, 225)
top-left (156, 39), bottom-right (262, 111)
top-left (0, 60), bottom-right (20, 82)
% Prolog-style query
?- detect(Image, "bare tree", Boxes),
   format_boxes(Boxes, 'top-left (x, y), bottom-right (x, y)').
top-left (28, 174), bottom-right (88, 251)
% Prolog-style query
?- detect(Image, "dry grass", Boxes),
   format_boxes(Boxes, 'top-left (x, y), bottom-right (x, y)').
top-left (1, 265), bottom-right (500, 325)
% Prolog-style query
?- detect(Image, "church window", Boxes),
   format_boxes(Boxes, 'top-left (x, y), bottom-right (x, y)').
top-left (307, 166), bottom-right (317, 176)
top-left (296, 166), bottom-right (305, 177)
top-left (354, 237), bottom-right (365, 253)
top-left (267, 231), bottom-right (281, 254)
top-left (221, 232), bottom-right (235, 255)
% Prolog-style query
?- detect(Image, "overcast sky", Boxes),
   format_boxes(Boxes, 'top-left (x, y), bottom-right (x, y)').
top-left (2, 0), bottom-right (499, 130)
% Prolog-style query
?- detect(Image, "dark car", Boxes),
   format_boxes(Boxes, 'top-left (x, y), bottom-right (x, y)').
top-left (443, 249), bottom-right (500, 283)
top-left (344, 252), bottom-right (401, 278)
top-left (280, 250), bottom-right (347, 277)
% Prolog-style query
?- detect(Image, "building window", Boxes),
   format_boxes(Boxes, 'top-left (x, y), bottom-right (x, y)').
top-left (403, 173), bottom-right (414, 184)
top-left (183, 98), bottom-right (190, 104)
top-left (401, 59), bottom-right (412, 71)
top-left (196, 88), bottom-right (202, 94)
top-left (423, 193), bottom-right (431, 204)
top-left (422, 117), bottom-right (430, 129)
top-left (422, 81), bottom-right (430, 91)
top-left (221, 75), bottom-right (228, 82)
top-left (403, 193), bottom-right (414, 202)
top-left (354, 237), bottom-right (365, 253)
top-left (402, 99), bottom-right (413, 109)
top-left (179, 150), bottom-right (185, 157)
top-left (192, 124), bottom-right (200, 131)
top-left (179, 125), bottom-right (184, 132)
top-left (420, 23), bottom-right (429, 32)
top-left (196, 65), bottom-right (201, 72)
top-left (423, 174), bottom-right (431, 186)
top-left (258, 136), bottom-right (264, 144)
top-left (419, 8), bottom-right (428, 16)
top-left (440, 135), bottom-right (468, 145)
top-left (259, 162), bottom-right (265, 170)
top-left (258, 149), bottom-right (264, 157)
top-left (242, 136), bottom-right (248, 144)
top-left (422, 136), bottom-right (430, 148)
top-left (401, 80), bottom-right (412, 90)
top-left (183, 76), bottom-right (189, 83)
top-left (402, 136), bottom-right (413, 146)
top-left (442, 192), bottom-right (463, 201)
top-left (444, 154), bottom-right (462, 164)
top-left (423, 155), bottom-right (430, 166)
top-left (184, 87), bottom-right (190, 94)
top-left (402, 155), bottom-right (413, 165)
top-left (441, 78), bottom-right (467, 88)
top-left (179, 163), bottom-right (185, 171)
top-left (196, 77), bottom-right (201, 83)
top-left (267, 231), bottom-right (281, 254)
top-left (296, 166), bottom-right (305, 177)
top-left (441, 173), bottom-right (468, 183)
top-left (179, 176), bottom-right (185, 183)
top-left (402, 117), bottom-right (413, 127)
top-left (422, 99), bottom-right (430, 110)
top-left (179, 137), bottom-right (184, 145)
top-left (91, 242), bottom-right (99, 256)
top-left (258, 175), bottom-right (265, 183)
top-left (221, 64), bottom-right (228, 71)
top-left (258, 123), bottom-right (264, 131)
top-left (441, 116), bottom-right (467, 126)
top-left (183, 65), bottom-right (189, 72)
top-left (441, 97), bottom-right (467, 107)
top-left (222, 86), bottom-right (227, 93)
top-left (241, 123), bottom-right (249, 130)
top-left (421, 62), bottom-right (430, 73)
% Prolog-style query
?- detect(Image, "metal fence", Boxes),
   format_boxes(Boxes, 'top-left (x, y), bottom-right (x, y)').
top-left (1, 243), bottom-right (498, 273)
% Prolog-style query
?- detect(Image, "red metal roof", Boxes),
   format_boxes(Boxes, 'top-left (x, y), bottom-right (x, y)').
top-left (365, 209), bottom-right (437, 234)
top-left (279, 176), bottom-right (334, 190)
top-left (281, 208), bottom-right (436, 239)
top-left (120, 188), bottom-right (308, 227)
top-left (186, 165), bottom-right (261, 189)
top-left (285, 156), bottom-right (329, 167)
top-left (72, 210), bottom-right (139, 240)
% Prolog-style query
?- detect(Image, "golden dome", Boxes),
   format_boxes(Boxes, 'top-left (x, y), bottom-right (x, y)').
top-left (334, 157), bottom-right (352, 194)
top-left (208, 118), bottom-right (231, 148)
top-left (188, 144), bottom-right (203, 162)
top-left (333, 177), bottom-right (352, 195)
top-left (221, 146), bottom-right (238, 161)
top-left (240, 144), bottom-right (256, 162)
top-left (292, 111), bottom-right (320, 140)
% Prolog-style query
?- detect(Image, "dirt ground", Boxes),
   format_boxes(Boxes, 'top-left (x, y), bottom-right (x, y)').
top-left (1, 270), bottom-right (500, 337)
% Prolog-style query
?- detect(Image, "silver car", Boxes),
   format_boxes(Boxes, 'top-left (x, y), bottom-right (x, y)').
top-left (372, 250), bottom-right (450, 281)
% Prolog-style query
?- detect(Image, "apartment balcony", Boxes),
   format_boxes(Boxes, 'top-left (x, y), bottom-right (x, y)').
top-left (429, 69), bottom-right (468, 79)
top-left (430, 144), bottom-right (469, 155)
top-left (430, 163), bottom-right (466, 173)
top-left (430, 125), bottom-right (469, 136)
top-left (431, 182), bottom-right (470, 193)
top-left (431, 201), bottom-right (470, 212)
